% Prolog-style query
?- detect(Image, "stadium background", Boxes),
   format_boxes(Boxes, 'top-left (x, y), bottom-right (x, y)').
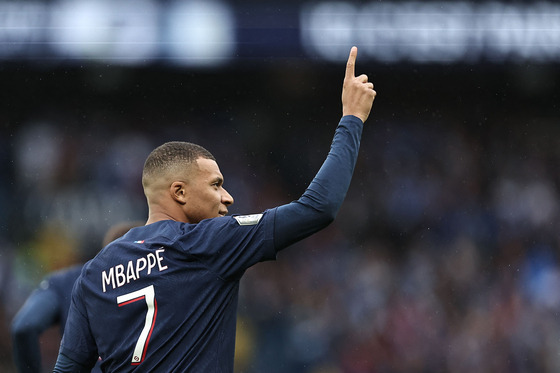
top-left (1, 0), bottom-right (560, 372)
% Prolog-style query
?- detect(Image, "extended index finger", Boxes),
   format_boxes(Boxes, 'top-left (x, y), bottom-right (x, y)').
top-left (345, 46), bottom-right (357, 79)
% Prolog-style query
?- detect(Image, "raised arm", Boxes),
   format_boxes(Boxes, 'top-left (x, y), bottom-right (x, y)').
top-left (273, 46), bottom-right (376, 250)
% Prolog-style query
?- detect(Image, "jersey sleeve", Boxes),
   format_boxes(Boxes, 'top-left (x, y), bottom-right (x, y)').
top-left (56, 275), bottom-right (99, 370)
top-left (11, 281), bottom-right (60, 373)
top-left (273, 115), bottom-right (364, 249)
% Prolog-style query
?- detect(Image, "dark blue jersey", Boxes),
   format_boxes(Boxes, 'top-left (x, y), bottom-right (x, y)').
top-left (62, 211), bottom-right (276, 372)
top-left (55, 115), bottom-right (364, 372)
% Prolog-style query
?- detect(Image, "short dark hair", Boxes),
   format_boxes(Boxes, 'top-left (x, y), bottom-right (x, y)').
top-left (142, 141), bottom-right (215, 185)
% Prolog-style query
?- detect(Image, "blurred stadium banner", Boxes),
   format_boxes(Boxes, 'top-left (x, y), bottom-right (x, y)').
top-left (0, 0), bottom-right (559, 66)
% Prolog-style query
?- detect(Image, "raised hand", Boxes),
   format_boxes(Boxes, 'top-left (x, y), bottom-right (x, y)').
top-left (341, 46), bottom-right (376, 123)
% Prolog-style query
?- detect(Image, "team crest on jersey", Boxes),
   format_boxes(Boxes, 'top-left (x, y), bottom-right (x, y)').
top-left (234, 214), bottom-right (263, 226)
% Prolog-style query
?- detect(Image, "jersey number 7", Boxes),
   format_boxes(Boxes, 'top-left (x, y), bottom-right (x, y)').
top-left (117, 285), bottom-right (157, 365)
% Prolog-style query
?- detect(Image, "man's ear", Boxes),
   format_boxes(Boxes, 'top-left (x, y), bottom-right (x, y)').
top-left (170, 181), bottom-right (187, 205)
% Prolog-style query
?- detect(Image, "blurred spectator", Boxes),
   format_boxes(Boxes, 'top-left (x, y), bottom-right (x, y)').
top-left (11, 221), bottom-right (143, 373)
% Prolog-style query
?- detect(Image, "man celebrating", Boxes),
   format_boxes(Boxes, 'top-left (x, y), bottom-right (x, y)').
top-left (53, 46), bottom-right (375, 372)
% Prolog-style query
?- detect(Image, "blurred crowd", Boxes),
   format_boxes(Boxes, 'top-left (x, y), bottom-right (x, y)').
top-left (0, 65), bottom-right (559, 372)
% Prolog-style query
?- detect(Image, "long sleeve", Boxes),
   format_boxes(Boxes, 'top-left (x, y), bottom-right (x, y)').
top-left (273, 115), bottom-right (364, 250)
top-left (11, 287), bottom-right (60, 373)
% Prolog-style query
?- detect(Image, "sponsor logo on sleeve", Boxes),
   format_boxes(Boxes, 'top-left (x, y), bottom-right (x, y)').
top-left (233, 214), bottom-right (263, 226)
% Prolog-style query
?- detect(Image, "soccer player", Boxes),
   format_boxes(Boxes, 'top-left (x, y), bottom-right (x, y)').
top-left (11, 222), bottom-right (141, 373)
top-left (53, 46), bottom-right (376, 372)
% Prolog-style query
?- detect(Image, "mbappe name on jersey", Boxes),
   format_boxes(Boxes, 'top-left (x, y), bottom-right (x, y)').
top-left (101, 248), bottom-right (168, 293)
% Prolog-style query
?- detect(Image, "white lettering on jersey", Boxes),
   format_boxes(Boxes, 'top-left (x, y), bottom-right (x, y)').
top-left (233, 214), bottom-right (263, 226)
top-left (102, 248), bottom-right (168, 292)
